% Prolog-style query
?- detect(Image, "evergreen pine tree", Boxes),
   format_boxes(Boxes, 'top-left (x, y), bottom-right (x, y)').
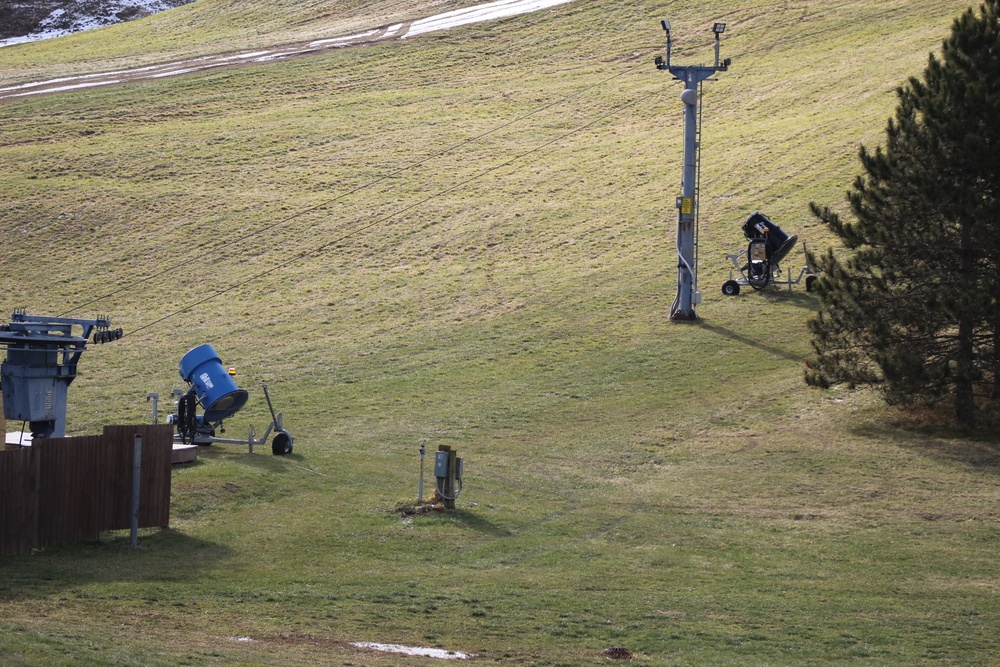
top-left (806, 0), bottom-right (1000, 426)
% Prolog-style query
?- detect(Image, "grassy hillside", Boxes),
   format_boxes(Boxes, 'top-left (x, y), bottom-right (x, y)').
top-left (0, 0), bottom-right (472, 82)
top-left (1, 0), bottom-right (997, 665)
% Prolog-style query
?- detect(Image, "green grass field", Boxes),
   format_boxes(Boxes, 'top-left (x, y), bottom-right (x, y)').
top-left (1, 0), bottom-right (997, 664)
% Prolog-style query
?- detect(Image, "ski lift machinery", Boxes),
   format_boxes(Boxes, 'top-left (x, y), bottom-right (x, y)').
top-left (0, 310), bottom-right (122, 439)
top-left (720, 211), bottom-right (817, 296)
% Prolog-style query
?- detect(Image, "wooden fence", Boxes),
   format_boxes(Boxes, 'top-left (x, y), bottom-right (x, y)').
top-left (0, 424), bottom-right (173, 556)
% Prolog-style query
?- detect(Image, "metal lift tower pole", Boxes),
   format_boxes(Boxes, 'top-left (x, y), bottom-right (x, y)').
top-left (655, 21), bottom-right (731, 320)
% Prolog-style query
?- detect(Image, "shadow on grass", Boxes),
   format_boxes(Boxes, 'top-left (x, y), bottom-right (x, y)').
top-left (854, 419), bottom-right (1000, 472)
top-left (755, 289), bottom-right (820, 311)
top-left (193, 445), bottom-right (316, 473)
top-left (696, 319), bottom-right (807, 363)
top-left (714, 282), bottom-right (818, 310)
top-left (908, 437), bottom-right (1000, 470)
top-left (446, 508), bottom-right (515, 536)
top-left (0, 528), bottom-right (234, 598)
top-left (402, 505), bottom-right (514, 537)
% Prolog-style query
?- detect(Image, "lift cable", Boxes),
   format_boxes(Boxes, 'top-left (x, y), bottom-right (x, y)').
top-left (59, 61), bottom-right (648, 319)
top-left (125, 87), bottom-right (658, 339)
top-left (60, 1), bottom-right (913, 322)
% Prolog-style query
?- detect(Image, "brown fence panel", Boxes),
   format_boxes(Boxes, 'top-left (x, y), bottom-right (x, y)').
top-left (0, 424), bottom-right (172, 554)
top-left (100, 424), bottom-right (173, 530)
top-left (0, 447), bottom-right (39, 556)
top-left (94, 428), bottom-right (130, 530)
top-left (34, 435), bottom-right (104, 548)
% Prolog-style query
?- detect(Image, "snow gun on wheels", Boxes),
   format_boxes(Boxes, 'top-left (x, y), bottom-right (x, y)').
top-left (722, 211), bottom-right (817, 296)
top-left (171, 344), bottom-right (293, 456)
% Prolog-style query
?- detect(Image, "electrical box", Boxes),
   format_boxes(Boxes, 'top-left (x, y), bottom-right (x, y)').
top-left (431, 446), bottom-right (464, 508)
top-left (434, 450), bottom-right (450, 478)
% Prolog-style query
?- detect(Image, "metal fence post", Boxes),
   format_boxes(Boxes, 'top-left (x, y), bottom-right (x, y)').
top-left (130, 434), bottom-right (142, 548)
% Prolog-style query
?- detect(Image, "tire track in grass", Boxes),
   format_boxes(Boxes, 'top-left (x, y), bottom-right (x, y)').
top-left (0, 0), bottom-right (575, 101)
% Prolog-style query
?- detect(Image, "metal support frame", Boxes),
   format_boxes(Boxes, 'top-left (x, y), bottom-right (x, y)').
top-left (0, 310), bottom-right (121, 438)
top-left (722, 243), bottom-right (818, 295)
top-left (655, 21), bottom-right (731, 320)
top-left (166, 382), bottom-right (293, 456)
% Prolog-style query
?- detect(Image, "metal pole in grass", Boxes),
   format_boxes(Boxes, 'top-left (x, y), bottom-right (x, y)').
top-left (445, 448), bottom-right (457, 510)
top-left (130, 434), bottom-right (142, 548)
top-left (654, 20), bottom-right (731, 320)
top-left (418, 440), bottom-right (426, 503)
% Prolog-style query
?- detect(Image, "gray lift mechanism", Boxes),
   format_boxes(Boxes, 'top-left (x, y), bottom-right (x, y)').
top-left (0, 309), bottom-right (122, 439)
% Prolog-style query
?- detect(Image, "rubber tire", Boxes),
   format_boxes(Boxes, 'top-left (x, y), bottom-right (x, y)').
top-left (722, 280), bottom-right (741, 296)
top-left (805, 275), bottom-right (818, 292)
top-left (272, 431), bottom-right (293, 456)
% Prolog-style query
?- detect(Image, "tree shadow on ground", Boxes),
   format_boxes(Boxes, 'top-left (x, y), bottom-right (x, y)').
top-left (853, 411), bottom-right (1000, 473)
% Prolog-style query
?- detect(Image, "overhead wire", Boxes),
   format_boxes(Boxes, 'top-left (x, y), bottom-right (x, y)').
top-left (57, 0), bottom-right (926, 325)
top-left (125, 81), bottom-right (659, 339)
top-left (59, 59), bottom-right (649, 319)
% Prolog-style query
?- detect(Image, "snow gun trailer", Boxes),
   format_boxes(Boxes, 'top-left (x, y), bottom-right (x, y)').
top-left (721, 211), bottom-right (818, 296)
top-left (157, 343), bottom-right (293, 456)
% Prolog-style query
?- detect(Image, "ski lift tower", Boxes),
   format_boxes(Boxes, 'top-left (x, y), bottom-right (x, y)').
top-left (654, 20), bottom-right (731, 320)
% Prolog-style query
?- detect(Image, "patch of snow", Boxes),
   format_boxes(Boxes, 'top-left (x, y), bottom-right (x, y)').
top-left (0, 0), bottom-right (577, 100)
top-left (351, 642), bottom-right (470, 660)
top-left (0, 0), bottom-right (193, 48)
top-left (0, 65), bottom-right (150, 93)
top-left (147, 67), bottom-right (208, 78)
top-left (404, 0), bottom-right (574, 38)
top-left (5, 431), bottom-right (32, 446)
top-left (307, 0), bottom-right (574, 46)
top-left (0, 0), bottom-right (573, 49)
top-left (254, 49), bottom-right (320, 62)
top-left (16, 78), bottom-right (123, 95)
top-left (218, 51), bottom-right (272, 61)
top-left (309, 28), bottom-right (383, 47)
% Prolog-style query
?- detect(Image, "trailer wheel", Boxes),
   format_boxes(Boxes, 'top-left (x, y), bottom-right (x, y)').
top-left (722, 280), bottom-right (741, 296)
top-left (271, 431), bottom-right (293, 456)
top-left (805, 275), bottom-right (818, 292)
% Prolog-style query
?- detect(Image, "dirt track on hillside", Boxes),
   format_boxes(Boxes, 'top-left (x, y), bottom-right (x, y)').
top-left (0, 22), bottom-right (409, 101)
top-left (0, 0), bottom-right (574, 102)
